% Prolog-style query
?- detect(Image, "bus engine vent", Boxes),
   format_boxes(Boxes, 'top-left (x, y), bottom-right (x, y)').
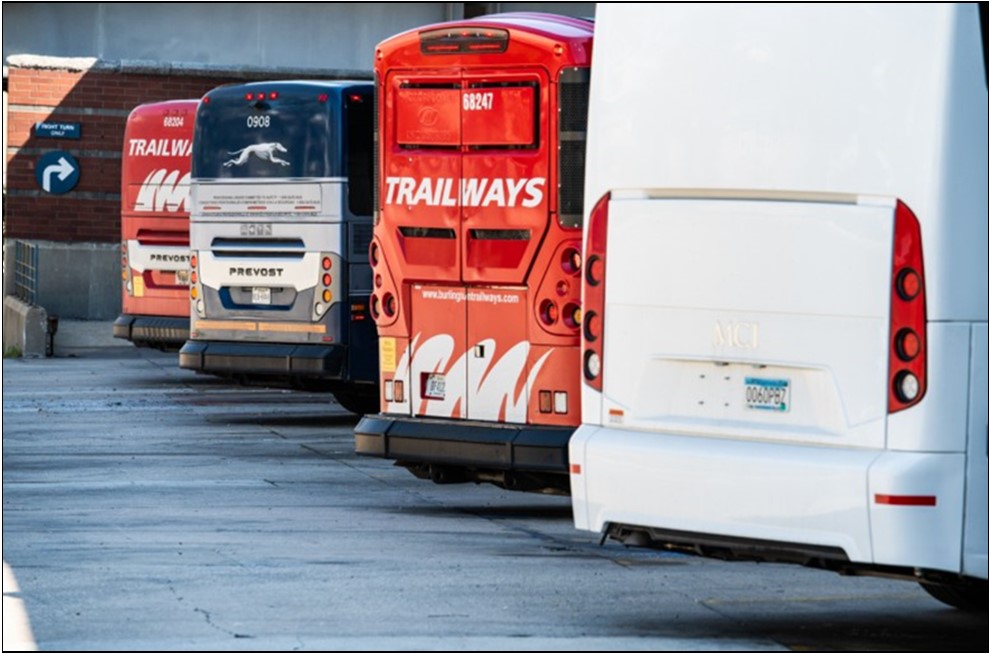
top-left (557, 67), bottom-right (590, 229)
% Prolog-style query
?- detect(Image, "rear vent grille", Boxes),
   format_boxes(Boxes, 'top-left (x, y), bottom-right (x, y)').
top-left (398, 227), bottom-right (456, 239)
top-left (352, 223), bottom-right (373, 257)
top-left (469, 229), bottom-right (531, 240)
top-left (558, 67), bottom-right (590, 229)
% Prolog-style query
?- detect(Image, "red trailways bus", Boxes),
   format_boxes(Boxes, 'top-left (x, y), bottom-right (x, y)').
top-left (355, 13), bottom-right (593, 493)
top-left (113, 99), bottom-right (197, 349)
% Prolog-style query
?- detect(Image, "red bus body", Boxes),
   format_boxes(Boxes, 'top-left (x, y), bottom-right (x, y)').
top-left (113, 99), bottom-right (197, 349)
top-left (355, 14), bottom-right (593, 493)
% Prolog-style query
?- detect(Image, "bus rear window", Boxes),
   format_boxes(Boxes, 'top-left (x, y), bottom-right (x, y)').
top-left (193, 95), bottom-right (339, 179)
top-left (395, 86), bottom-right (461, 147)
top-left (462, 84), bottom-right (536, 147)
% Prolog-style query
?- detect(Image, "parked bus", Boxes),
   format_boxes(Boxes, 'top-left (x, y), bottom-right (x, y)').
top-left (570, 4), bottom-right (988, 609)
top-left (355, 14), bottom-right (594, 493)
top-left (113, 99), bottom-right (197, 350)
top-left (179, 81), bottom-right (379, 414)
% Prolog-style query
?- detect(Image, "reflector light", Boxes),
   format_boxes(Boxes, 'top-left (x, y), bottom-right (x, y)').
top-left (583, 193), bottom-right (610, 391)
top-left (202, 96), bottom-right (210, 104)
top-left (539, 299), bottom-right (558, 326)
top-left (323, 290), bottom-right (333, 303)
top-left (554, 391), bottom-right (568, 414)
top-left (587, 256), bottom-right (604, 286)
top-left (584, 350), bottom-right (601, 380)
top-left (190, 254), bottom-right (198, 268)
top-left (383, 293), bottom-right (396, 317)
top-left (318, 94), bottom-right (329, 103)
top-left (322, 257), bottom-right (332, 270)
top-left (563, 303), bottom-right (581, 329)
top-left (394, 380), bottom-right (405, 403)
top-left (888, 201), bottom-right (926, 412)
top-left (349, 94), bottom-right (364, 103)
top-left (245, 93), bottom-right (254, 101)
top-left (191, 287), bottom-right (198, 299)
top-left (375, 274), bottom-right (383, 288)
top-left (191, 271), bottom-right (198, 285)
top-left (896, 268), bottom-right (921, 301)
top-left (896, 329), bottom-right (921, 361)
top-left (894, 371), bottom-right (920, 403)
top-left (539, 390), bottom-right (553, 413)
top-left (570, 463), bottom-right (582, 475)
top-left (323, 273), bottom-right (332, 287)
top-left (874, 494), bottom-right (936, 506)
top-left (270, 91), bottom-right (278, 100)
top-left (257, 92), bottom-right (266, 101)
top-left (384, 380), bottom-right (394, 402)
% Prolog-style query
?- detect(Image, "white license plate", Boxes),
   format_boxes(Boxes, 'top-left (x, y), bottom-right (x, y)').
top-left (424, 373), bottom-right (446, 400)
top-left (251, 287), bottom-right (271, 305)
top-left (745, 377), bottom-right (790, 412)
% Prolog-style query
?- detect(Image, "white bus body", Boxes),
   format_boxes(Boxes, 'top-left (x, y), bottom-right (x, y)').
top-left (571, 4), bottom-right (987, 609)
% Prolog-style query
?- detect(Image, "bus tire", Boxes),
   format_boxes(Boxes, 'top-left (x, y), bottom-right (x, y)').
top-left (919, 578), bottom-right (988, 611)
top-left (333, 391), bottom-right (380, 416)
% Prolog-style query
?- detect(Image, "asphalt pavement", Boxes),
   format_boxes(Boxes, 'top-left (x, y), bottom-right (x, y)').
top-left (2, 321), bottom-right (986, 651)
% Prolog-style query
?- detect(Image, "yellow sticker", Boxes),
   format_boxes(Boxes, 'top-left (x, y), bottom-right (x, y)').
top-left (133, 275), bottom-right (145, 298)
top-left (380, 337), bottom-right (397, 373)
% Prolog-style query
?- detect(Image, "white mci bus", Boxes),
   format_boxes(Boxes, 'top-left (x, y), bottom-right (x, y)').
top-left (571, 4), bottom-right (988, 610)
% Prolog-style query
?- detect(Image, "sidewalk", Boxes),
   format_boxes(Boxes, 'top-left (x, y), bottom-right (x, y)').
top-left (45, 319), bottom-right (130, 357)
top-left (3, 562), bottom-right (37, 651)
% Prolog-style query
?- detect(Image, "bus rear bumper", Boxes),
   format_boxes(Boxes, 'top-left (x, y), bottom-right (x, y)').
top-left (113, 314), bottom-right (189, 350)
top-left (355, 414), bottom-right (573, 493)
top-left (178, 340), bottom-right (346, 378)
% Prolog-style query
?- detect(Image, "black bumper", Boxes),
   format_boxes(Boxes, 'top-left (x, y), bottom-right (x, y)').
top-left (113, 314), bottom-right (189, 349)
top-left (179, 340), bottom-right (347, 378)
top-left (355, 414), bottom-right (573, 477)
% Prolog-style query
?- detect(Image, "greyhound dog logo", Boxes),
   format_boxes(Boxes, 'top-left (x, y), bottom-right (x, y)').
top-left (223, 143), bottom-right (290, 167)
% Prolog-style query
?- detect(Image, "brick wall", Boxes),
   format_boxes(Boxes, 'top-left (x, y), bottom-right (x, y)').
top-left (5, 65), bottom-right (243, 243)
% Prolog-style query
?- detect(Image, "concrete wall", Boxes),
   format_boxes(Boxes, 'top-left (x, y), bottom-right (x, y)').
top-left (2, 4), bottom-right (456, 72)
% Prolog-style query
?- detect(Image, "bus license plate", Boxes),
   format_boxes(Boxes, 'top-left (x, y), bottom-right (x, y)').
top-left (745, 377), bottom-right (790, 413)
top-left (252, 287), bottom-right (271, 305)
top-left (424, 373), bottom-right (446, 400)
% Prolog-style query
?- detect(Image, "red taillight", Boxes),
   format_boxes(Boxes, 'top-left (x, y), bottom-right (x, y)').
top-left (322, 273), bottom-right (332, 287)
top-left (583, 193), bottom-right (610, 391)
top-left (322, 257), bottom-right (332, 271)
top-left (317, 93), bottom-right (329, 103)
top-left (245, 92), bottom-right (254, 101)
top-left (888, 200), bottom-right (926, 412)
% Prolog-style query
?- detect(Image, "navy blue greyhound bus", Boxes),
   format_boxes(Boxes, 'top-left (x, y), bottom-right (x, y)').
top-left (179, 81), bottom-right (379, 414)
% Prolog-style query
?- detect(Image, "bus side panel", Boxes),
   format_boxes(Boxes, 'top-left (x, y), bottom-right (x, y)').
top-left (964, 323), bottom-right (989, 579)
top-left (867, 452), bottom-right (965, 571)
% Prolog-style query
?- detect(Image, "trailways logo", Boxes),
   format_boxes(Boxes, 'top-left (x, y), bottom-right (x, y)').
top-left (384, 176), bottom-right (546, 208)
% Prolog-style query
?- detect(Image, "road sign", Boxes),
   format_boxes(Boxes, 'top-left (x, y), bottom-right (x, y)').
top-left (35, 122), bottom-right (82, 140)
top-left (35, 151), bottom-right (80, 195)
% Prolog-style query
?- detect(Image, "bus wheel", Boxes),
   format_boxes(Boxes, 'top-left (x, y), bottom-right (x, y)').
top-left (333, 391), bottom-right (379, 416)
top-left (920, 579), bottom-right (988, 611)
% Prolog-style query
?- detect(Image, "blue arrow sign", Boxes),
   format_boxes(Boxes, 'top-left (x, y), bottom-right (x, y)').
top-left (35, 151), bottom-right (80, 195)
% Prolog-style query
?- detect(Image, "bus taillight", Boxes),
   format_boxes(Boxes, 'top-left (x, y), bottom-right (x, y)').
top-left (583, 193), bottom-right (610, 391)
top-left (888, 200), bottom-right (927, 412)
